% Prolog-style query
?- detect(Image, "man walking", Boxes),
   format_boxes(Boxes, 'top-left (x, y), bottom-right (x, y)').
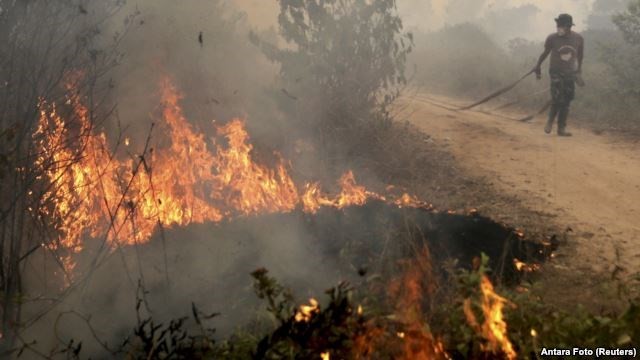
top-left (534, 14), bottom-right (584, 137)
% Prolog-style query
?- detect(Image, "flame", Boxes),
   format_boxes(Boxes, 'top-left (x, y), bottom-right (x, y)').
top-left (335, 171), bottom-right (377, 207)
top-left (211, 119), bottom-right (299, 216)
top-left (34, 92), bottom-right (129, 270)
top-left (294, 298), bottom-right (319, 322)
top-left (394, 193), bottom-right (422, 207)
top-left (33, 75), bottom-right (531, 359)
top-left (513, 258), bottom-right (540, 273)
top-left (320, 352), bottom-right (330, 360)
top-left (300, 182), bottom-right (335, 214)
top-left (300, 171), bottom-right (385, 213)
top-left (34, 75), bottom-right (428, 277)
top-left (386, 247), bottom-right (450, 360)
top-left (464, 275), bottom-right (516, 360)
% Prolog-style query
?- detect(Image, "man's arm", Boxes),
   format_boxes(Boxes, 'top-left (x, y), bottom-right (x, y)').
top-left (534, 38), bottom-right (552, 79)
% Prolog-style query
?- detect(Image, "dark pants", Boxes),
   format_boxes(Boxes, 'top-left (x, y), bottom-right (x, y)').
top-left (548, 72), bottom-right (576, 131)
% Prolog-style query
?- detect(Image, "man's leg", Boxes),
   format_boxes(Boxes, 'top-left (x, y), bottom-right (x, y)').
top-left (557, 77), bottom-right (575, 137)
top-left (557, 104), bottom-right (572, 136)
top-left (545, 104), bottom-right (559, 134)
top-left (546, 74), bottom-right (562, 134)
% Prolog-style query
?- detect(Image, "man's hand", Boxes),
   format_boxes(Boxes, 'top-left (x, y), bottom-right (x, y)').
top-left (534, 66), bottom-right (542, 80)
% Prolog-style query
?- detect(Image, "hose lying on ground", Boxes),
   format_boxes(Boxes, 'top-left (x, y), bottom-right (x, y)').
top-left (518, 99), bottom-right (552, 122)
top-left (415, 93), bottom-right (552, 124)
top-left (491, 88), bottom-right (549, 112)
top-left (458, 69), bottom-right (535, 111)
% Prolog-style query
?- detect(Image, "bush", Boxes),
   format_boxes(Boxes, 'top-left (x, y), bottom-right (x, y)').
top-left (613, 0), bottom-right (640, 44)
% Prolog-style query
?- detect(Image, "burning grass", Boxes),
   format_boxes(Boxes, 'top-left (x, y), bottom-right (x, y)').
top-left (24, 74), bottom-right (640, 360)
top-left (32, 76), bottom-right (419, 280)
top-left (24, 74), bottom-right (571, 358)
top-left (36, 74), bottom-right (549, 289)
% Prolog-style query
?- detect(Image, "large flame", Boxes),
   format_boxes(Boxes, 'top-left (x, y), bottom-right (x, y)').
top-left (34, 76), bottom-right (422, 275)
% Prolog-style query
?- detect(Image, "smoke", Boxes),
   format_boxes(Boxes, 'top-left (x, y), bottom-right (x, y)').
top-left (588, 0), bottom-right (629, 29)
top-left (398, 0), bottom-right (598, 43)
top-left (229, 0), bottom-right (280, 30)
top-left (26, 213), bottom-right (349, 356)
top-left (101, 0), bottom-right (282, 145)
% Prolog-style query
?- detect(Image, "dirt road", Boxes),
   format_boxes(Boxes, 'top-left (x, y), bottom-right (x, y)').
top-left (401, 92), bottom-right (640, 279)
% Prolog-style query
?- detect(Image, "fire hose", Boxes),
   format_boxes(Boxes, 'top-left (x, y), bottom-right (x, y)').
top-left (456, 67), bottom-right (556, 122)
top-left (458, 69), bottom-right (535, 111)
top-left (490, 88), bottom-right (549, 112)
top-left (412, 67), bottom-right (568, 122)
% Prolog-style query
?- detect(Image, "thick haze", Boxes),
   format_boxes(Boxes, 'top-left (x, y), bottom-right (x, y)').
top-left (400, 1), bottom-right (596, 36)
top-left (232, 0), bottom-right (623, 44)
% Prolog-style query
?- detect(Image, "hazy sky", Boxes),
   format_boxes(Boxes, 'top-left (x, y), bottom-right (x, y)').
top-left (231, 0), bottom-right (601, 42)
top-left (398, 0), bottom-right (597, 40)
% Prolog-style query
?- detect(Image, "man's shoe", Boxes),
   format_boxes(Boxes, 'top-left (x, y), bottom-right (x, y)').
top-left (544, 121), bottom-right (553, 134)
top-left (557, 130), bottom-right (573, 137)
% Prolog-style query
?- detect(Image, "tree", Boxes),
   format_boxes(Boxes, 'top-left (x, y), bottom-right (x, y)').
top-left (613, 0), bottom-right (640, 44)
top-left (251, 0), bottom-right (412, 163)
top-left (605, 0), bottom-right (640, 98)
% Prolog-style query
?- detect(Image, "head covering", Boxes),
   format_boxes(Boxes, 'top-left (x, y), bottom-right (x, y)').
top-left (555, 13), bottom-right (574, 27)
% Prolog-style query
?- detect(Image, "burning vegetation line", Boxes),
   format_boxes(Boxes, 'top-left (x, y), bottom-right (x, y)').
top-left (33, 76), bottom-right (426, 276)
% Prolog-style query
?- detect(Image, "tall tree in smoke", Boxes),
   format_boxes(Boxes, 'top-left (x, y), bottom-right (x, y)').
top-left (250, 0), bottom-right (412, 164)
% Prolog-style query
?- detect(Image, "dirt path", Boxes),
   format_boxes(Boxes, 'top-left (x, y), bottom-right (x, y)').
top-left (400, 92), bottom-right (640, 279)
